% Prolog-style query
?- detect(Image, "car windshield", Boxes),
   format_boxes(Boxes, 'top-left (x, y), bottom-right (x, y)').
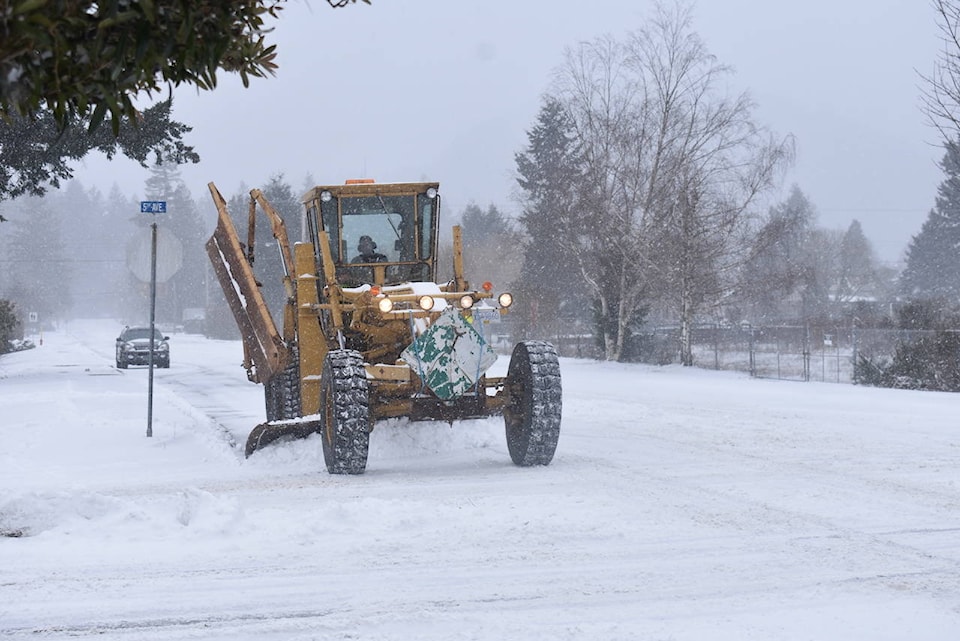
top-left (123, 328), bottom-right (164, 341)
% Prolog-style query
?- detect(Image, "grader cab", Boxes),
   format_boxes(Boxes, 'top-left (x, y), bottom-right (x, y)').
top-left (205, 179), bottom-right (561, 474)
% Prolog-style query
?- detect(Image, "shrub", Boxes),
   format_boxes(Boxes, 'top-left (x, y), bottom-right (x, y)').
top-left (856, 330), bottom-right (960, 391)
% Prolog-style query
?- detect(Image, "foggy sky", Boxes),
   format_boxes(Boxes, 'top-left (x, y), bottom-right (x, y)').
top-left (71, 0), bottom-right (942, 264)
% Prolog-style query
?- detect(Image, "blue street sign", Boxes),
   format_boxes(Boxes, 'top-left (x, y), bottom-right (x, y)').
top-left (140, 201), bottom-right (167, 214)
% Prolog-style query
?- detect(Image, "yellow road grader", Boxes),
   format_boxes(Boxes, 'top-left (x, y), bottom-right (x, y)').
top-left (205, 179), bottom-right (561, 474)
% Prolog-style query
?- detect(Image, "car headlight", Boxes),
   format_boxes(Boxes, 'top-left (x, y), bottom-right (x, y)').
top-left (418, 295), bottom-right (435, 311)
top-left (498, 292), bottom-right (513, 308)
top-left (157, 342), bottom-right (169, 351)
top-left (378, 297), bottom-right (394, 313)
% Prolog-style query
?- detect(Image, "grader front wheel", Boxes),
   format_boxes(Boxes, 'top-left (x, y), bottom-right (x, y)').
top-left (320, 349), bottom-right (370, 475)
top-left (504, 341), bottom-right (562, 466)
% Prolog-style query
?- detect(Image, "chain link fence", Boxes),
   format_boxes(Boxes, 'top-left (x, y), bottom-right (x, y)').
top-left (640, 325), bottom-right (960, 385)
top-left (624, 324), bottom-right (957, 385)
top-left (497, 317), bottom-right (955, 387)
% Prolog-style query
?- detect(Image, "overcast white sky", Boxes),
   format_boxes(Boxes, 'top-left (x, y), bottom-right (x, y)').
top-left (72, 0), bottom-right (942, 264)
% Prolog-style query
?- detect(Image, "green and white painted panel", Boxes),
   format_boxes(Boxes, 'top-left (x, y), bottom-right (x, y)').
top-left (401, 307), bottom-right (497, 400)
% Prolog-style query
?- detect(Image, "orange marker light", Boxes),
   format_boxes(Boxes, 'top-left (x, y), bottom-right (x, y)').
top-left (482, 281), bottom-right (493, 292)
top-left (345, 178), bottom-right (375, 184)
top-left (370, 285), bottom-right (381, 296)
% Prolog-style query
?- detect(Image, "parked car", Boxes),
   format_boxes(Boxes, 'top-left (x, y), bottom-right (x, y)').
top-left (115, 326), bottom-right (170, 369)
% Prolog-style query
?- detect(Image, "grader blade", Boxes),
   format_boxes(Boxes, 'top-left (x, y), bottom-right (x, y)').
top-left (205, 182), bottom-right (288, 383)
top-left (244, 418), bottom-right (322, 458)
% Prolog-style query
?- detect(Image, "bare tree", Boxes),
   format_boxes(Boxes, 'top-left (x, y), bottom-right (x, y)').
top-left (554, 34), bottom-right (648, 360)
top-left (553, 2), bottom-right (792, 362)
top-left (922, 0), bottom-right (960, 139)
top-left (738, 185), bottom-right (818, 323)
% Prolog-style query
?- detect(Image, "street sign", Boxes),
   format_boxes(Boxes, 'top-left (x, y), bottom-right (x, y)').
top-left (472, 306), bottom-right (501, 324)
top-left (140, 201), bottom-right (167, 214)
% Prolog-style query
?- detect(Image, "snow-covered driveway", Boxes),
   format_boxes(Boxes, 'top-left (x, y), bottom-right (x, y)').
top-left (2, 320), bottom-right (959, 639)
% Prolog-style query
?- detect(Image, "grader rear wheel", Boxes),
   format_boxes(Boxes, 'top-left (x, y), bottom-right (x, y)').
top-left (320, 349), bottom-right (370, 475)
top-left (264, 347), bottom-right (301, 422)
top-left (504, 341), bottom-right (562, 466)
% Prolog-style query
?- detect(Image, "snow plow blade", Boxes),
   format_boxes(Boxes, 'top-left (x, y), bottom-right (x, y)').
top-left (244, 418), bottom-right (322, 458)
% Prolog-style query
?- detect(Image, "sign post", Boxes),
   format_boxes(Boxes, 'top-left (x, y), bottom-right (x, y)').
top-left (141, 201), bottom-right (167, 438)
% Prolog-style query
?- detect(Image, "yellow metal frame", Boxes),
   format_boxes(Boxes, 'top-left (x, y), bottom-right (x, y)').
top-left (205, 182), bottom-right (289, 383)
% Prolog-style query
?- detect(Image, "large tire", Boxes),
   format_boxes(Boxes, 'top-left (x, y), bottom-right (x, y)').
top-left (264, 348), bottom-right (302, 422)
top-left (320, 349), bottom-right (370, 474)
top-left (504, 341), bottom-right (562, 466)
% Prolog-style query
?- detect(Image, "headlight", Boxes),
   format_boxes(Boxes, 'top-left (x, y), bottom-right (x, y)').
top-left (426, 187), bottom-right (438, 199)
top-left (378, 297), bottom-right (394, 313)
top-left (418, 295), bottom-right (435, 311)
top-left (320, 190), bottom-right (333, 202)
top-left (498, 292), bottom-right (513, 308)
top-left (157, 342), bottom-right (169, 351)
top-left (459, 294), bottom-right (474, 309)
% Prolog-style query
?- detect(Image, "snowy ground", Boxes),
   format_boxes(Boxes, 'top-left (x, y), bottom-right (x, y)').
top-left (2, 320), bottom-right (960, 640)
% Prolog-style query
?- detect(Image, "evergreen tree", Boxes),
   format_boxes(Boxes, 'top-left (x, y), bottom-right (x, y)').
top-left (256, 175), bottom-right (302, 324)
top-left (0, 101), bottom-right (197, 202)
top-left (798, 227), bottom-right (842, 322)
top-left (0, 298), bottom-right (21, 353)
top-left (900, 139), bottom-right (960, 300)
top-left (836, 219), bottom-right (880, 303)
top-left (513, 97), bottom-right (590, 342)
top-left (215, 175), bottom-right (300, 332)
top-left (102, 184), bottom-right (146, 322)
top-left (2, 3), bottom-right (281, 126)
top-left (138, 163), bottom-right (209, 324)
top-left (459, 203), bottom-right (521, 294)
top-left (4, 196), bottom-right (70, 324)
top-left (461, 203), bottom-right (509, 249)
top-left (0, 201), bottom-right (12, 290)
top-left (52, 181), bottom-right (117, 318)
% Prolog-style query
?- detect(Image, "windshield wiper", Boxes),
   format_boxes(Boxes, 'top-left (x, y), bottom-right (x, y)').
top-left (376, 195), bottom-right (402, 243)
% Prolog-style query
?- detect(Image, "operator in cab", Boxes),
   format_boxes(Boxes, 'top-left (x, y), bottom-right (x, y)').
top-left (352, 235), bottom-right (387, 263)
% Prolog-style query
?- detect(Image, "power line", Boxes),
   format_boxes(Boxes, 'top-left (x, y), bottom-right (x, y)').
top-left (818, 208), bottom-right (926, 213)
top-left (0, 259), bottom-right (124, 264)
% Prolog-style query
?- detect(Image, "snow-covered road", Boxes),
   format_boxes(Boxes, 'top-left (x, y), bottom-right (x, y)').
top-left (2, 320), bottom-right (959, 639)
